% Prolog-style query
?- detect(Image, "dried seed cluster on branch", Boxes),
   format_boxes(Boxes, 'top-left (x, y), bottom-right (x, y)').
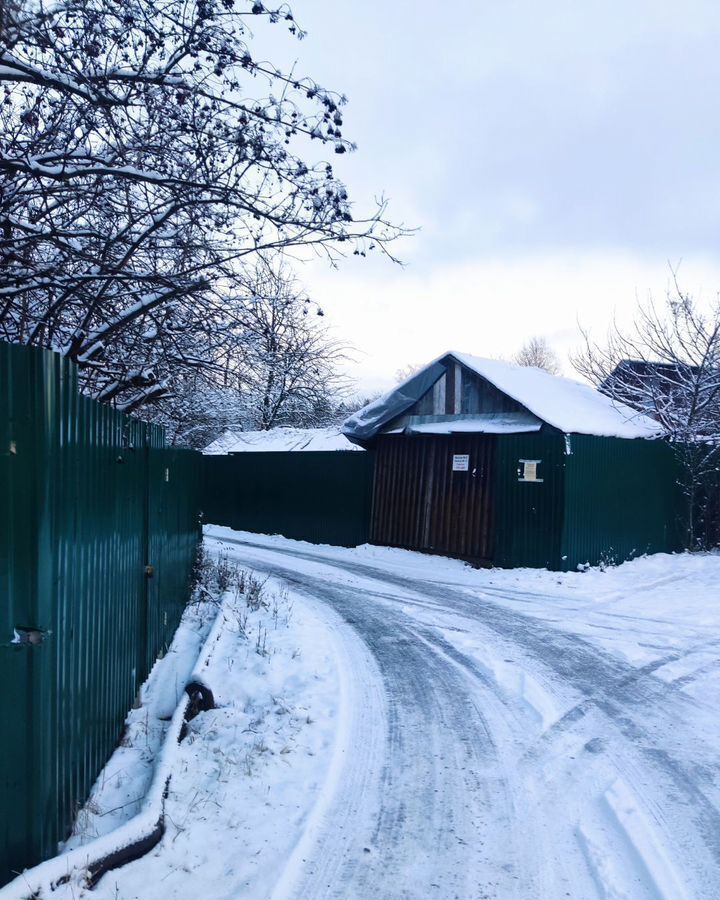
top-left (0, 0), bottom-right (405, 410)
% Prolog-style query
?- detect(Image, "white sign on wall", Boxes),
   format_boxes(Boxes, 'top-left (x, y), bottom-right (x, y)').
top-left (452, 454), bottom-right (470, 472)
top-left (518, 459), bottom-right (543, 482)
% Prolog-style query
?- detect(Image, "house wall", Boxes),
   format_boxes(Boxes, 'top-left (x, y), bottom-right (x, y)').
top-left (493, 433), bottom-right (683, 570)
top-left (370, 431), bottom-right (565, 569)
top-left (459, 365), bottom-right (526, 415)
top-left (368, 430), bottom-right (683, 571)
top-left (370, 433), bottom-right (496, 561)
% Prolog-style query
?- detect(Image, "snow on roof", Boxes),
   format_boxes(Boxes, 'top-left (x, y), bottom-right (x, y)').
top-left (403, 414), bottom-right (542, 435)
top-left (343, 352), bottom-right (662, 442)
top-left (203, 426), bottom-right (363, 454)
top-left (453, 353), bottom-right (661, 438)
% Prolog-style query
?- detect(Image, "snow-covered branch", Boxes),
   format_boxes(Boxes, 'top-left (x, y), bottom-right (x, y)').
top-left (0, 0), bottom-right (407, 410)
top-left (573, 287), bottom-right (720, 548)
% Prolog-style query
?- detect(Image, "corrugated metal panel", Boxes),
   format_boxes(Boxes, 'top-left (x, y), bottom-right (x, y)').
top-left (493, 432), bottom-right (566, 569)
top-left (203, 451), bottom-right (374, 547)
top-left (0, 341), bottom-right (201, 885)
top-left (561, 435), bottom-right (683, 570)
top-left (697, 465), bottom-right (720, 548)
top-left (371, 434), bottom-right (427, 548)
top-left (369, 430), bottom-right (684, 572)
top-left (1, 342), bottom-right (37, 876)
top-left (370, 434), bottom-right (495, 561)
top-left (146, 444), bottom-right (203, 673)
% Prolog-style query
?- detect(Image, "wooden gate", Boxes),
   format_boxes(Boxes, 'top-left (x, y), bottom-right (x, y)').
top-left (370, 434), bottom-right (495, 562)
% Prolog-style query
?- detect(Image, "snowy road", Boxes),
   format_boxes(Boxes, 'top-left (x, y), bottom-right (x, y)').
top-left (209, 529), bottom-right (720, 900)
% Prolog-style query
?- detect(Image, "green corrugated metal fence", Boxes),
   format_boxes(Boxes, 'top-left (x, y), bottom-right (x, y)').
top-left (560, 434), bottom-right (684, 570)
top-left (492, 431), bottom-right (684, 570)
top-left (203, 433), bottom-right (686, 570)
top-left (203, 451), bottom-right (375, 547)
top-left (493, 432), bottom-right (567, 569)
top-left (0, 342), bottom-right (201, 886)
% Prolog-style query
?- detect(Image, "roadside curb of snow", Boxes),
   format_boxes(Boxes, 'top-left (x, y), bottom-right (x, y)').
top-left (1, 599), bottom-right (229, 900)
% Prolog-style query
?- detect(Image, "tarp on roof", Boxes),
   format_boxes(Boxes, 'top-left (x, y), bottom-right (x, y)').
top-left (342, 352), bottom-right (662, 442)
top-left (341, 361), bottom-right (446, 442)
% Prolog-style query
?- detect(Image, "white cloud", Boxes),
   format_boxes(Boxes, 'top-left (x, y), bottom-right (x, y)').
top-left (306, 252), bottom-right (720, 392)
top-left (252, 2), bottom-right (720, 397)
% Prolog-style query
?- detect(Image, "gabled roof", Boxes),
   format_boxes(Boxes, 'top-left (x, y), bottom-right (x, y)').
top-left (604, 358), bottom-right (701, 383)
top-left (343, 351), bottom-right (662, 443)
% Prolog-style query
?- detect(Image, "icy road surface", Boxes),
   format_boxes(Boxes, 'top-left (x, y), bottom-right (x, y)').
top-left (207, 528), bottom-right (720, 900)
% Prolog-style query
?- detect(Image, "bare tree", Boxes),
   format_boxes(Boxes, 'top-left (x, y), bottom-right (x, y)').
top-left (514, 336), bottom-right (561, 375)
top-left (573, 287), bottom-right (720, 548)
top-left (0, 0), bottom-right (405, 409)
top-left (138, 256), bottom-right (352, 443)
top-left (394, 362), bottom-right (423, 384)
top-left (149, 375), bottom-right (245, 449)
top-left (218, 259), bottom-right (350, 431)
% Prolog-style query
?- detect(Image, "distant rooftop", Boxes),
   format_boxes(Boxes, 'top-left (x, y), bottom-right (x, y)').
top-left (203, 426), bottom-right (362, 454)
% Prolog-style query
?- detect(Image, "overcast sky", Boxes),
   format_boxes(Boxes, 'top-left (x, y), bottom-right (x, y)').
top-left (266, 1), bottom-right (720, 393)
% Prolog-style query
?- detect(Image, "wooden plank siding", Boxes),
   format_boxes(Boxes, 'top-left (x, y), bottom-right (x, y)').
top-left (387, 363), bottom-right (528, 431)
top-left (370, 434), bottom-right (496, 562)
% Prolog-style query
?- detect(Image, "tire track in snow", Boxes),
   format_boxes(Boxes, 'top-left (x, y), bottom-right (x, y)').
top-left (230, 561), bottom-right (542, 899)
top-left (268, 585), bottom-right (388, 900)
top-left (213, 536), bottom-right (720, 899)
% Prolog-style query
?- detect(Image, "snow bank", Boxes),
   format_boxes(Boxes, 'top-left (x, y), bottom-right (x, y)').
top-left (1, 598), bottom-right (226, 900)
top-left (25, 550), bottom-right (347, 900)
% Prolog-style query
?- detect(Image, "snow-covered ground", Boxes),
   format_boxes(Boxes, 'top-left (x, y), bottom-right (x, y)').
top-left (34, 529), bottom-right (720, 900)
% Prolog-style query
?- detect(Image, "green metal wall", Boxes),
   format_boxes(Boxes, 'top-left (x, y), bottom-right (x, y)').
top-left (0, 342), bottom-right (201, 885)
top-left (493, 432), bottom-right (566, 569)
top-left (203, 451), bottom-right (375, 547)
top-left (492, 431), bottom-right (683, 571)
top-left (560, 435), bottom-right (683, 570)
top-left (203, 433), bottom-right (684, 572)
top-left (146, 436), bottom-right (203, 678)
